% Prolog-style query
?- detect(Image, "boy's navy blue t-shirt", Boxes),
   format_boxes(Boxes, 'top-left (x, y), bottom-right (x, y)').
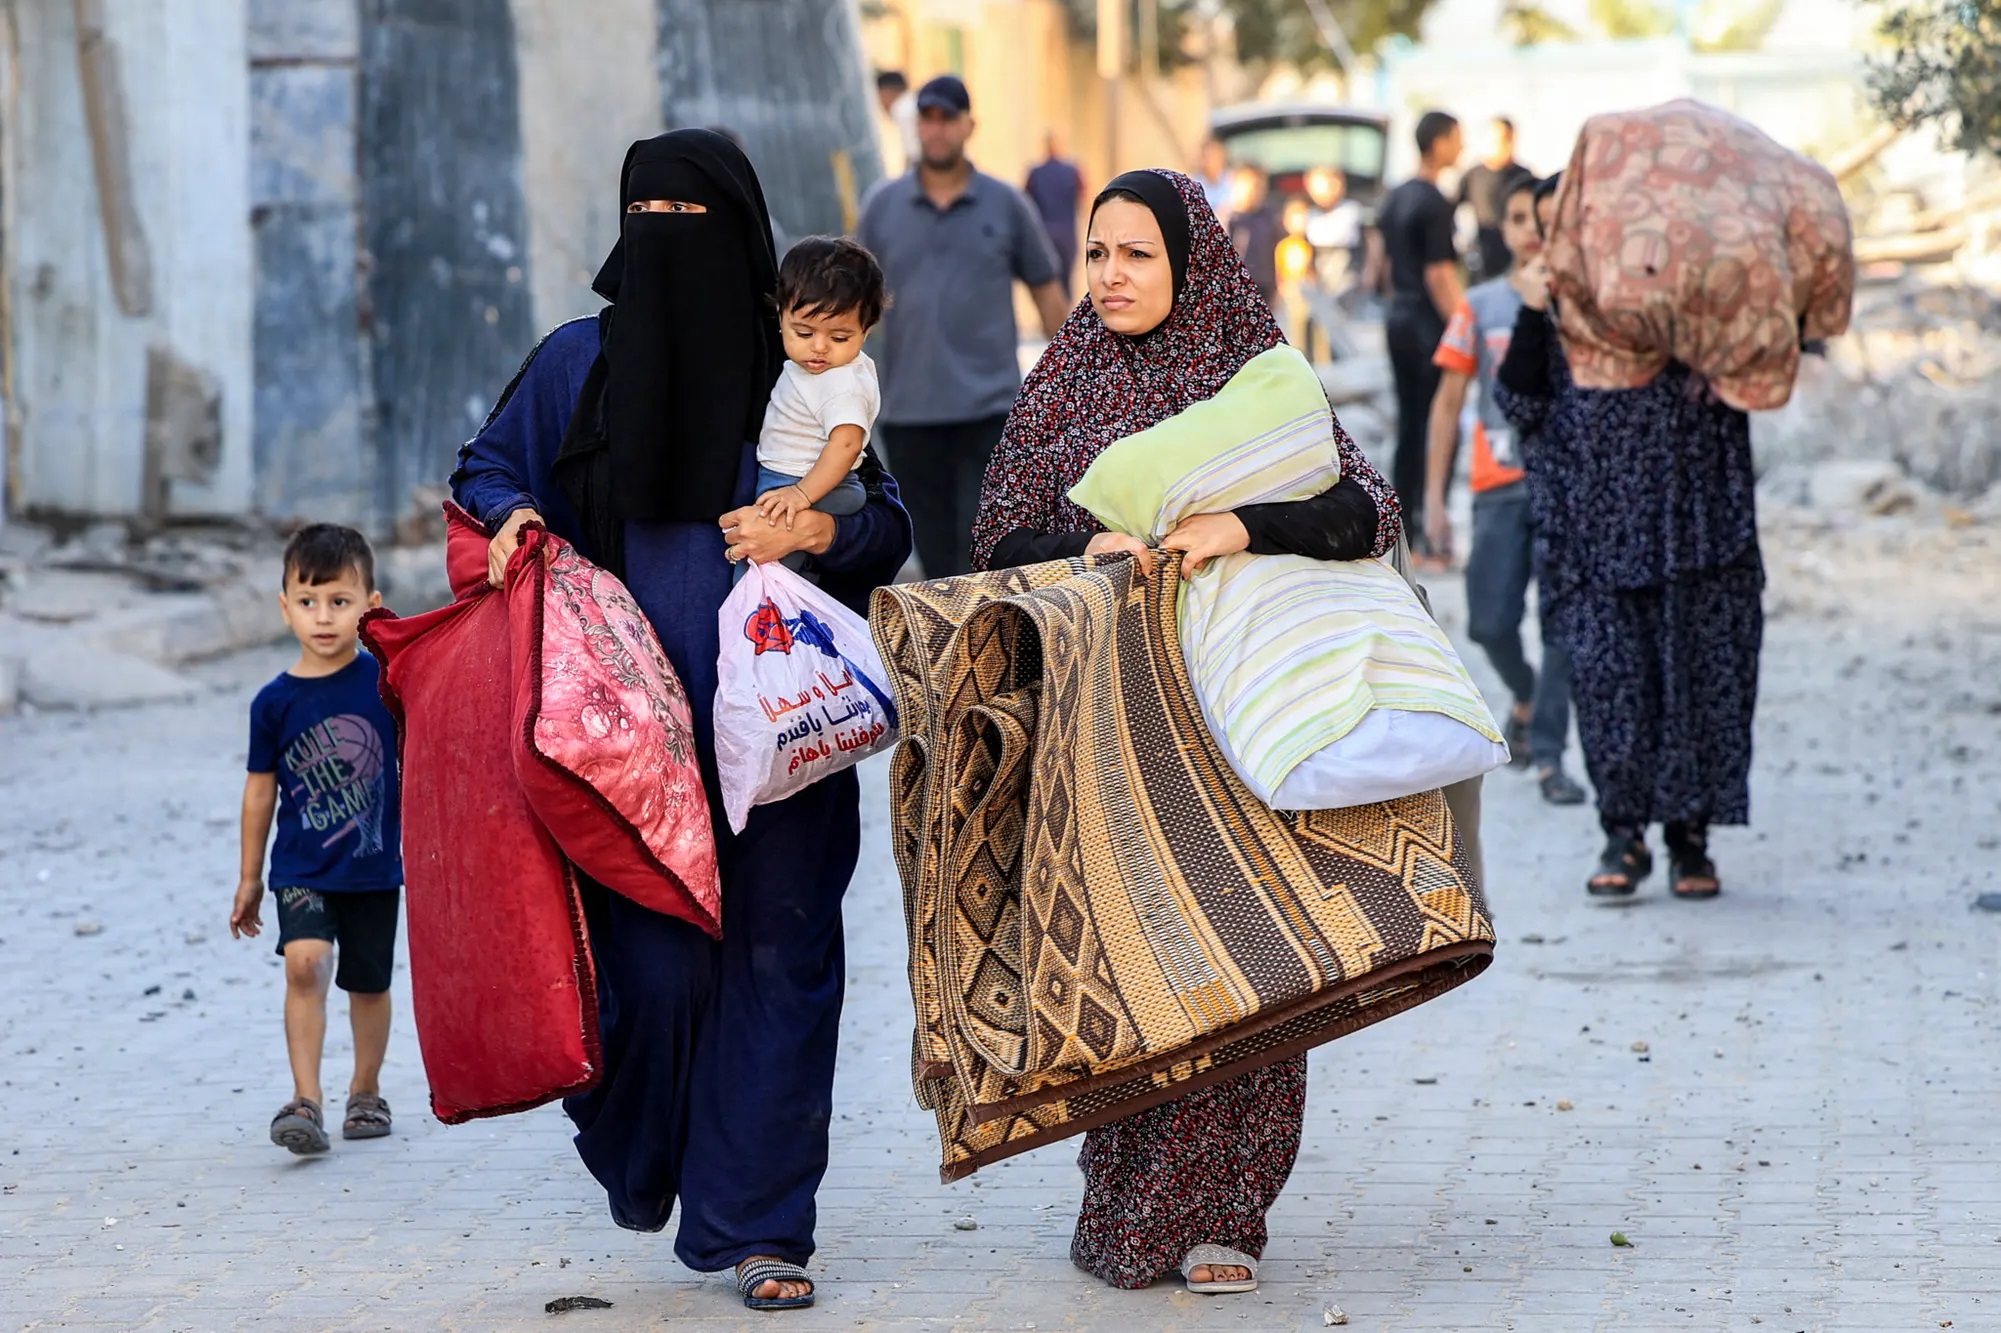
top-left (247, 654), bottom-right (403, 892)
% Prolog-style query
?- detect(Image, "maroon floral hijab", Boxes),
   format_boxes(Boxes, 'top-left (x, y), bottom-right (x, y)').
top-left (969, 169), bottom-right (1285, 570)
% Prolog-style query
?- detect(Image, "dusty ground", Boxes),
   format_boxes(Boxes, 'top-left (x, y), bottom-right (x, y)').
top-left (1, 499), bottom-right (1998, 1332)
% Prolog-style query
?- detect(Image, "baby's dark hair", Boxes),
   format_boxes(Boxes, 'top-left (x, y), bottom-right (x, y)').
top-left (776, 236), bottom-right (887, 329)
top-left (283, 523), bottom-right (375, 591)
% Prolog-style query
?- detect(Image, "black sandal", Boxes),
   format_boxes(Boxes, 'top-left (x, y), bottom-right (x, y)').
top-left (1667, 824), bottom-right (1721, 899)
top-left (1538, 766), bottom-right (1587, 806)
top-left (736, 1258), bottom-right (815, 1311)
top-left (270, 1097), bottom-right (330, 1155)
top-left (1588, 830), bottom-right (1652, 897)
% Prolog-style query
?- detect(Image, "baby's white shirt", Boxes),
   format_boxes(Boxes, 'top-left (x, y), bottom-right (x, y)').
top-left (756, 353), bottom-right (879, 478)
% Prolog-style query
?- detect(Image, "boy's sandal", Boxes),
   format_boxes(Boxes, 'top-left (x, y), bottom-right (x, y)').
top-left (343, 1092), bottom-right (393, 1140)
top-left (1181, 1244), bottom-right (1260, 1294)
top-left (1669, 845), bottom-right (1722, 899)
top-left (270, 1097), bottom-right (330, 1156)
top-left (1587, 834), bottom-right (1652, 898)
top-left (736, 1259), bottom-right (815, 1311)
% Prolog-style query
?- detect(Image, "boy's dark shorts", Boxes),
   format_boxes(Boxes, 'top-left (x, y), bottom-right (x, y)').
top-left (272, 887), bottom-right (401, 994)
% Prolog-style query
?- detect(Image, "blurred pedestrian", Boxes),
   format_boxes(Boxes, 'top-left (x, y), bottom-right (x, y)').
top-left (1368, 110), bottom-right (1464, 563)
top-left (1194, 135), bottom-right (1233, 218)
top-left (1303, 165), bottom-right (1364, 289)
top-left (1458, 116), bottom-right (1527, 283)
top-left (858, 74), bottom-right (1069, 578)
top-left (875, 70), bottom-right (918, 176)
top-left (1424, 173), bottom-right (1584, 805)
top-left (1024, 130), bottom-right (1085, 294)
top-left (1226, 164), bottom-right (1282, 310)
top-left (232, 525), bottom-right (402, 1157)
top-left (1493, 176), bottom-right (1764, 901)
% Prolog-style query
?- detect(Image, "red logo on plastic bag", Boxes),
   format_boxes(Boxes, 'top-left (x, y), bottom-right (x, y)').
top-left (744, 599), bottom-right (794, 656)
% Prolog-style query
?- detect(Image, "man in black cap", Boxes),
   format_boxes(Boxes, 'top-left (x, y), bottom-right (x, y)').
top-left (858, 74), bottom-right (1070, 578)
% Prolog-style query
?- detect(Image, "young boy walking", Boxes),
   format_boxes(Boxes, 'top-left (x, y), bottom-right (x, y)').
top-left (1423, 173), bottom-right (1586, 806)
top-left (230, 525), bottom-right (403, 1154)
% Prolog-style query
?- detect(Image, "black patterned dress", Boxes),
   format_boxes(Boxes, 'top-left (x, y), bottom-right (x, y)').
top-left (1493, 310), bottom-right (1763, 832)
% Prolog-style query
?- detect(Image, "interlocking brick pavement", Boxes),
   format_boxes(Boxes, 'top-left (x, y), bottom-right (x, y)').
top-left (2, 519), bottom-right (1998, 1332)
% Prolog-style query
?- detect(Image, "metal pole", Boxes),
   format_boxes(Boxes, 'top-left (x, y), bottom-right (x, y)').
top-left (1300, 0), bottom-right (1362, 74)
top-left (1097, 0), bottom-right (1123, 177)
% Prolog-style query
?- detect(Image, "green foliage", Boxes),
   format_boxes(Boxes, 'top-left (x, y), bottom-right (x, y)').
top-left (1866, 0), bottom-right (2001, 155)
top-left (1499, 1), bottom-right (1583, 43)
top-left (1060, 0), bottom-right (1441, 71)
top-left (1585, 0), bottom-right (1676, 39)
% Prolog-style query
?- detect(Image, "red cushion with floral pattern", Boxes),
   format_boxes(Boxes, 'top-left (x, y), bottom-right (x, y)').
top-left (503, 519), bottom-right (721, 936)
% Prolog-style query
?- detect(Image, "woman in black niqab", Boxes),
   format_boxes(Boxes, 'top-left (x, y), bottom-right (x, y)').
top-left (554, 128), bottom-right (785, 571)
top-left (450, 129), bottom-right (912, 1313)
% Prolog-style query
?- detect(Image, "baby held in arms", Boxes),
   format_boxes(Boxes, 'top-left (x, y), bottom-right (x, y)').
top-left (746, 235), bottom-right (888, 574)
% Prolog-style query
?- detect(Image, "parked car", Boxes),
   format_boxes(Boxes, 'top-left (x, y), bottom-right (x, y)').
top-left (1208, 103), bottom-right (1391, 213)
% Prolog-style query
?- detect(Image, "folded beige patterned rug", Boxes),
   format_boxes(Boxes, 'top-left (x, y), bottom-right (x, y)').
top-left (871, 553), bottom-right (1495, 1181)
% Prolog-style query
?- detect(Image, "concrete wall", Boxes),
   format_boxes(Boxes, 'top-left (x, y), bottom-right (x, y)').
top-left (656, 0), bottom-right (886, 242)
top-left (2, 0), bottom-right (888, 530)
top-left (248, 0), bottom-right (372, 527)
top-left (4, 0), bottom-right (253, 519)
top-left (359, 0), bottom-right (535, 532)
top-left (513, 0), bottom-right (662, 332)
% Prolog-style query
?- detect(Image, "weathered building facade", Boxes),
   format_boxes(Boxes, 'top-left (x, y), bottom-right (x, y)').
top-left (1, 0), bottom-right (883, 534)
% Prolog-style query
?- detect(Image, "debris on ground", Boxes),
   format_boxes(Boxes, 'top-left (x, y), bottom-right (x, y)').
top-left (1323, 1304), bottom-right (1349, 1326)
top-left (544, 1295), bottom-right (614, 1313)
top-left (1610, 1232), bottom-right (1633, 1248)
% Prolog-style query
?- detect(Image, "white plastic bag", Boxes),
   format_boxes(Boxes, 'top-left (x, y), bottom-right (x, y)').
top-left (714, 561), bottom-right (900, 833)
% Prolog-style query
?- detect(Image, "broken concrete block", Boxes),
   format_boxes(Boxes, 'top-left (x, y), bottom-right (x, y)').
top-left (1806, 459), bottom-right (1915, 514)
top-left (1318, 355), bottom-right (1392, 405)
top-left (375, 543), bottom-right (452, 615)
top-left (6, 569), bottom-right (146, 624)
top-left (20, 643), bottom-right (197, 709)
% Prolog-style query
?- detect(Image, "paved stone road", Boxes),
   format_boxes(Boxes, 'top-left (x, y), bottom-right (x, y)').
top-left (3, 513), bottom-right (1998, 1332)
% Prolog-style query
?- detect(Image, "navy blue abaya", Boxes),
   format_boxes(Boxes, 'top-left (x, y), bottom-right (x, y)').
top-left (451, 316), bottom-right (912, 1272)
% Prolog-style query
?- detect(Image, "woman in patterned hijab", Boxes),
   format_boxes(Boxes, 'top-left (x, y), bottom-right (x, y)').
top-left (971, 169), bottom-right (1403, 1293)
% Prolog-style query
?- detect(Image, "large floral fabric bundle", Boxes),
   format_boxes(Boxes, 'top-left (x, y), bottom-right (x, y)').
top-left (1544, 98), bottom-right (1854, 411)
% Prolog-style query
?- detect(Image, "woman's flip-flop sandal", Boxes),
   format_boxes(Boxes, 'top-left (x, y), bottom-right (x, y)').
top-left (1668, 836), bottom-right (1722, 899)
top-left (270, 1097), bottom-right (330, 1155)
top-left (1588, 833), bottom-right (1653, 898)
top-left (343, 1092), bottom-right (393, 1140)
top-left (736, 1259), bottom-right (815, 1311)
top-left (1181, 1244), bottom-right (1260, 1294)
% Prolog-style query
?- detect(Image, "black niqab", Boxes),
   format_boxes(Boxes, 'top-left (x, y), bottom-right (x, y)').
top-left (1093, 170), bottom-right (1193, 299)
top-left (554, 129), bottom-right (782, 571)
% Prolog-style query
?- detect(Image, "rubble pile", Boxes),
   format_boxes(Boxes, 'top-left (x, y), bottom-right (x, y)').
top-left (0, 518), bottom-right (450, 714)
top-left (1755, 279), bottom-right (2001, 511)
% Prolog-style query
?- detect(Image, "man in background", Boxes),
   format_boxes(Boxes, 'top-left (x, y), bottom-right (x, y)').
top-left (1227, 163), bottom-right (1284, 310)
top-left (858, 75), bottom-right (1068, 578)
top-left (1194, 134), bottom-right (1233, 219)
top-left (1366, 109), bottom-right (1465, 562)
top-left (875, 70), bottom-right (919, 176)
top-left (1024, 130), bottom-right (1084, 295)
top-left (1457, 116), bottom-right (1527, 284)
